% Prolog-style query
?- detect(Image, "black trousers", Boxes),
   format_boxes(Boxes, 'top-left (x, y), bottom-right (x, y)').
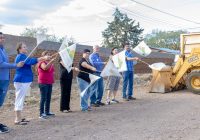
top-left (60, 78), bottom-right (72, 111)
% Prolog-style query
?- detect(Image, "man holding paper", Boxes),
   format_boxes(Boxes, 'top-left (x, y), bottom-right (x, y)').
top-left (122, 42), bottom-right (139, 101)
top-left (89, 45), bottom-right (105, 106)
top-left (0, 32), bottom-right (24, 133)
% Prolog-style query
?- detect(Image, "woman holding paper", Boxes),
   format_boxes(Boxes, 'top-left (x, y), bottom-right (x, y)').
top-left (59, 60), bottom-right (79, 113)
top-left (77, 49), bottom-right (96, 112)
top-left (13, 42), bottom-right (50, 125)
top-left (37, 51), bottom-right (56, 119)
top-left (106, 47), bottom-right (121, 105)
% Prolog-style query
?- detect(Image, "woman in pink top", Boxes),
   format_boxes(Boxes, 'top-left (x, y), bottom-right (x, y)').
top-left (37, 51), bottom-right (56, 119)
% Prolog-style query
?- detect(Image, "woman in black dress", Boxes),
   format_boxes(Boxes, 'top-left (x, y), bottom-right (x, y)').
top-left (59, 59), bottom-right (77, 112)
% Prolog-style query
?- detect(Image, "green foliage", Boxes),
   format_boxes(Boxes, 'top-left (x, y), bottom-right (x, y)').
top-left (102, 8), bottom-right (144, 48)
top-left (21, 26), bottom-right (47, 38)
top-left (20, 26), bottom-right (75, 44)
top-left (144, 30), bottom-right (188, 50)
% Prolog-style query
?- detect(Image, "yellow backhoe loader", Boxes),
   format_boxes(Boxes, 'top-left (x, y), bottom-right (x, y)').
top-left (150, 33), bottom-right (200, 94)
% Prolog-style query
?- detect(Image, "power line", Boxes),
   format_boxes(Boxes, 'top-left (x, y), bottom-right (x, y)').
top-left (102, 1), bottom-right (179, 27)
top-left (102, 1), bottom-right (194, 29)
top-left (125, 9), bottom-right (200, 30)
top-left (129, 0), bottom-right (200, 25)
top-left (120, 7), bottom-right (187, 28)
top-left (102, 0), bottom-right (200, 31)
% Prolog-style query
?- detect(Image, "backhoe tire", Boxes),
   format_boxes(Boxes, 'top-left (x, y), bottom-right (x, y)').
top-left (186, 70), bottom-right (200, 94)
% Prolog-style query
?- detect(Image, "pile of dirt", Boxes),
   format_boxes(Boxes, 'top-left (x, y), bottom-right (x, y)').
top-left (134, 74), bottom-right (152, 86)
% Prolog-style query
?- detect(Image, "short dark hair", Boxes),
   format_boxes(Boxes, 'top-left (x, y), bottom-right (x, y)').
top-left (123, 42), bottom-right (130, 48)
top-left (0, 32), bottom-right (3, 35)
top-left (83, 49), bottom-right (90, 53)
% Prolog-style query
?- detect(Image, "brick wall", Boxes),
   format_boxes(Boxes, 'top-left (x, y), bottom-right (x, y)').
top-left (9, 48), bottom-right (174, 82)
top-left (4, 34), bottom-right (174, 86)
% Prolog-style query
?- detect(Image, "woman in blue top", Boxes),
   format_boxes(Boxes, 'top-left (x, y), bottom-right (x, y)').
top-left (13, 42), bottom-right (50, 125)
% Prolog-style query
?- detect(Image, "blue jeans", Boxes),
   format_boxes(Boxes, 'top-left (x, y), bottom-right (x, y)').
top-left (122, 71), bottom-right (134, 98)
top-left (90, 72), bottom-right (104, 104)
top-left (77, 77), bottom-right (92, 111)
top-left (0, 80), bottom-right (9, 107)
top-left (39, 84), bottom-right (52, 115)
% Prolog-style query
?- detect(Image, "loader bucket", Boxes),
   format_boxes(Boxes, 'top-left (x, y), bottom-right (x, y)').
top-left (149, 66), bottom-right (172, 93)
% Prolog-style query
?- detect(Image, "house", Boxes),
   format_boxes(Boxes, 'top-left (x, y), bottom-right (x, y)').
top-left (3, 34), bottom-right (175, 81)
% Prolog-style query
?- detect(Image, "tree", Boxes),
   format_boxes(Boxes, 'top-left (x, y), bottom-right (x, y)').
top-left (144, 30), bottom-right (188, 50)
top-left (20, 26), bottom-right (75, 44)
top-left (102, 8), bottom-right (144, 48)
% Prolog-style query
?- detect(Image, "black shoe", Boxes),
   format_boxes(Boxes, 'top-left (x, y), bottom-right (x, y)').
top-left (91, 103), bottom-right (100, 107)
top-left (97, 102), bottom-right (105, 106)
top-left (128, 97), bottom-right (136, 100)
top-left (0, 126), bottom-right (9, 134)
top-left (21, 118), bottom-right (30, 123)
top-left (0, 124), bottom-right (9, 129)
top-left (14, 121), bottom-right (27, 125)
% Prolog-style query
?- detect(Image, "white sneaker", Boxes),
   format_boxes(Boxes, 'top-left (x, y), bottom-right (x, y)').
top-left (39, 114), bottom-right (48, 119)
top-left (106, 101), bottom-right (111, 105)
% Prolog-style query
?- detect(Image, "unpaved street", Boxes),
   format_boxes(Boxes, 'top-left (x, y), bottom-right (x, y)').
top-left (1, 85), bottom-right (200, 140)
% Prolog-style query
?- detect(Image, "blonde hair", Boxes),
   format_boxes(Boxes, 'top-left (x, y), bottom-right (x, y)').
top-left (41, 51), bottom-right (48, 57)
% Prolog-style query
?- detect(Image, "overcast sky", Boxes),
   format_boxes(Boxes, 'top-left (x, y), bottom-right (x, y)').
top-left (1, 0), bottom-right (200, 45)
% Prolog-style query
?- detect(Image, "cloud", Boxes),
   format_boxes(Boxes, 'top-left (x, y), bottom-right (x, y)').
top-left (30, 0), bottom-right (115, 43)
top-left (48, 0), bottom-right (112, 18)
top-left (3, 0), bottom-right (200, 46)
top-left (0, 0), bottom-right (72, 25)
top-left (0, 0), bottom-right (11, 5)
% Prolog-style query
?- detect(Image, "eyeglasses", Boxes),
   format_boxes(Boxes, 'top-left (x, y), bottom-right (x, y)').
top-left (0, 37), bottom-right (5, 39)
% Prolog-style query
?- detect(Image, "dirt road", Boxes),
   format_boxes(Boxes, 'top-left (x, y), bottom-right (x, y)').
top-left (0, 85), bottom-right (200, 140)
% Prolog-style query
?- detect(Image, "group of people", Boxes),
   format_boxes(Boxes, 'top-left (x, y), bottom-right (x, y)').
top-left (0, 32), bottom-right (138, 134)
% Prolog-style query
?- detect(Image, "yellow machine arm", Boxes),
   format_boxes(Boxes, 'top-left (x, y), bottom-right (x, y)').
top-left (150, 33), bottom-right (200, 94)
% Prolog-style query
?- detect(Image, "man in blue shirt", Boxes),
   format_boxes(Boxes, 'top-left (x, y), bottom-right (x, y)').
top-left (89, 45), bottom-right (105, 106)
top-left (122, 42), bottom-right (139, 101)
top-left (0, 32), bottom-right (24, 133)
